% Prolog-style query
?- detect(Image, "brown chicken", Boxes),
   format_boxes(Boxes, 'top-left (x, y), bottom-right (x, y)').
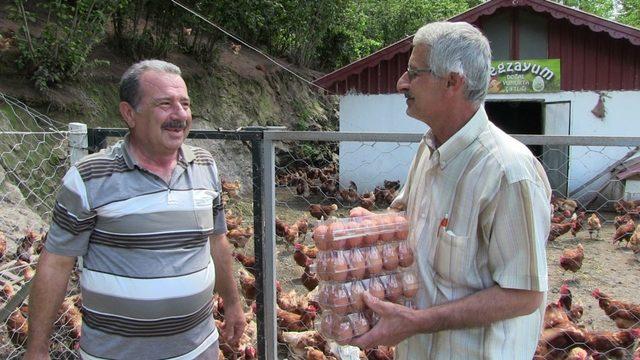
top-left (221, 179), bottom-right (241, 197)
top-left (586, 213), bottom-right (602, 239)
top-left (294, 217), bottom-right (309, 235)
top-left (296, 243), bottom-right (318, 259)
top-left (233, 251), bottom-right (258, 278)
top-left (277, 305), bottom-right (317, 332)
top-left (227, 226), bottom-right (253, 248)
top-left (338, 181), bottom-right (359, 205)
top-left (612, 219), bottom-right (635, 247)
top-left (359, 192), bottom-right (376, 210)
top-left (0, 281), bottom-right (15, 302)
top-left (301, 265), bottom-right (319, 291)
top-left (309, 204), bottom-right (338, 220)
top-left (306, 347), bottom-right (328, 360)
top-left (548, 222), bottom-right (573, 242)
top-left (614, 214), bottom-right (633, 229)
top-left (6, 309), bottom-right (28, 348)
top-left (277, 289), bottom-right (310, 315)
top-left (570, 212), bottom-right (586, 237)
top-left (365, 346), bottom-right (395, 360)
top-left (280, 330), bottom-right (327, 358)
top-left (592, 289), bottom-right (640, 329)
top-left (284, 223), bottom-right (299, 245)
top-left (559, 283), bottom-right (583, 323)
top-left (239, 269), bottom-right (257, 301)
top-left (544, 302), bottom-right (571, 329)
top-left (535, 322), bottom-right (586, 359)
top-left (629, 224), bottom-right (640, 253)
top-left (293, 243), bottom-right (313, 268)
top-left (225, 210), bottom-right (243, 230)
top-left (559, 244), bottom-right (584, 273)
top-left (585, 329), bottom-right (640, 353)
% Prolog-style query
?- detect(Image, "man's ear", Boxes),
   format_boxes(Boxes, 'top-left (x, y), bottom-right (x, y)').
top-left (445, 72), bottom-right (465, 93)
top-left (119, 101), bottom-right (136, 129)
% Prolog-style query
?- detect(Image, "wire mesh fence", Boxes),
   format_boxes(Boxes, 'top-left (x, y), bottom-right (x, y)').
top-left (1, 95), bottom-right (640, 359)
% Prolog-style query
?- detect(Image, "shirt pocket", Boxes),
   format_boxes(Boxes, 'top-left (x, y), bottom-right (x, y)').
top-left (192, 190), bottom-right (219, 209)
top-left (433, 229), bottom-right (472, 287)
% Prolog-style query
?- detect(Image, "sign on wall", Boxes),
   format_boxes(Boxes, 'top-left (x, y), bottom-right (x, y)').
top-left (489, 59), bottom-right (561, 94)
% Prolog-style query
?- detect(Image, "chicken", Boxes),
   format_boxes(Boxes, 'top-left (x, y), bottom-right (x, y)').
top-left (277, 289), bottom-right (306, 315)
top-left (221, 179), bottom-right (241, 197)
top-left (306, 347), bottom-right (328, 360)
top-left (57, 296), bottom-right (82, 343)
top-left (559, 283), bottom-right (583, 323)
top-left (295, 217), bottom-right (309, 235)
top-left (225, 209), bottom-right (243, 230)
top-left (297, 244), bottom-right (318, 259)
top-left (535, 322), bottom-right (586, 359)
top-left (548, 222), bottom-right (573, 242)
top-left (296, 178), bottom-right (311, 198)
top-left (309, 204), bottom-right (338, 220)
top-left (359, 192), bottom-right (376, 210)
top-left (0, 281), bottom-right (15, 302)
top-left (612, 219), bottom-right (635, 247)
top-left (293, 243), bottom-right (313, 268)
top-left (586, 213), bottom-right (602, 239)
top-left (614, 214), bottom-right (633, 229)
top-left (275, 218), bottom-right (288, 237)
top-left (284, 223), bottom-right (299, 245)
top-left (570, 212), bottom-right (586, 237)
top-left (544, 302), bottom-right (571, 329)
top-left (629, 224), bottom-right (640, 253)
top-left (338, 181), bottom-right (359, 205)
top-left (365, 346), bottom-right (395, 360)
top-left (6, 309), bottom-right (28, 348)
top-left (280, 330), bottom-right (326, 358)
top-left (301, 265), bottom-right (319, 291)
top-left (239, 269), bottom-right (257, 301)
top-left (585, 329), bottom-right (640, 354)
top-left (277, 305), bottom-right (317, 332)
top-left (233, 251), bottom-right (258, 278)
top-left (559, 244), bottom-right (584, 273)
top-left (592, 289), bottom-right (640, 329)
top-left (227, 226), bottom-right (253, 248)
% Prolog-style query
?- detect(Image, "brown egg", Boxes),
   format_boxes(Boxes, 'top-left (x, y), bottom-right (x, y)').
top-left (361, 219), bottom-right (379, 246)
top-left (332, 318), bottom-right (353, 342)
top-left (329, 222), bottom-right (347, 250)
top-left (313, 224), bottom-right (330, 250)
top-left (381, 244), bottom-right (399, 271)
top-left (368, 277), bottom-right (385, 300)
top-left (331, 252), bottom-right (349, 282)
top-left (398, 241), bottom-right (414, 267)
top-left (345, 221), bottom-right (363, 248)
top-left (384, 274), bottom-right (403, 302)
top-left (351, 313), bottom-right (370, 337)
top-left (348, 249), bottom-right (366, 280)
top-left (365, 247), bottom-right (383, 276)
top-left (402, 271), bottom-right (420, 298)
top-left (379, 215), bottom-right (395, 242)
top-left (320, 313), bottom-right (334, 337)
top-left (394, 215), bottom-right (409, 240)
top-left (331, 284), bottom-right (350, 315)
top-left (348, 281), bottom-right (366, 312)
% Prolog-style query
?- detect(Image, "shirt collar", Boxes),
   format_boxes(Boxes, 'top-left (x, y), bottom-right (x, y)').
top-left (424, 105), bottom-right (489, 169)
top-left (121, 133), bottom-right (195, 169)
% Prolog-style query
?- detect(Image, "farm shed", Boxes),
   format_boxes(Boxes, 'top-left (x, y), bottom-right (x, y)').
top-left (314, 0), bottom-right (640, 196)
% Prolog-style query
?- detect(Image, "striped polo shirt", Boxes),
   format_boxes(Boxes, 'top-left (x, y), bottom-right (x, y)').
top-left (392, 106), bottom-right (551, 360)
top-left (45, 136), bottom-right (227, 360)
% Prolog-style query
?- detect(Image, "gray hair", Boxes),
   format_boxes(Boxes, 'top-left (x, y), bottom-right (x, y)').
top-left (413, 22), bottom-right (491, 105)
top-left (119, 60), bottom-right (182, 111)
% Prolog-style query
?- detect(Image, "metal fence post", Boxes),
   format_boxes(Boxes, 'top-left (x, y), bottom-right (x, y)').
top-left (251, 132), bottom-right (278, 360)
top-left (68, 122), bottom-right (88, 165)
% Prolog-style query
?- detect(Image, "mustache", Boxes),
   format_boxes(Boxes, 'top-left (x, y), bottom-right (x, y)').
top-left (404, 93), bottom-right (414, 99)
top-left (161, 120), bottom-right (187, 129)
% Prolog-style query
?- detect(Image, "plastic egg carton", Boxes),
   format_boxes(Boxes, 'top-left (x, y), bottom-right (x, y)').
top-left (312, 212), bottom-right (409, 251)
top-left (317, 270), bottom-right (420, 315)
top-left (315, 242), bottom-right (415, 282)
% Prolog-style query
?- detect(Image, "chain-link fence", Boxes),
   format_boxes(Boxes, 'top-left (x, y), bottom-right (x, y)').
top-left (2, 95), bottom-right (640, 359)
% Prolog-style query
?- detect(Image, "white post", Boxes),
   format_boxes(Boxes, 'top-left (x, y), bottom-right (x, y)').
top-left (68, 122), bottom-right (88, 165)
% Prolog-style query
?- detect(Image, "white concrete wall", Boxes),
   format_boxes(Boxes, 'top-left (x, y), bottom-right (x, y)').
top-left (339, 90), bottom-right (640, 194)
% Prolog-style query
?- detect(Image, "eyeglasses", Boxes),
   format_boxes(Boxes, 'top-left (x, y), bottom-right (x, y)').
top-left (406, 66), bottom-right (433, 81)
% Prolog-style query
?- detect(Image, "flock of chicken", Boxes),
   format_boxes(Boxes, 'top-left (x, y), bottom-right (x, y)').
top-left (538, 196), bottom-right (640, 359)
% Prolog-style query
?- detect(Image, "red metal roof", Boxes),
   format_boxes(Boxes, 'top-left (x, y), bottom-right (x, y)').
top-left (315, 0), bottom-right (640, 94)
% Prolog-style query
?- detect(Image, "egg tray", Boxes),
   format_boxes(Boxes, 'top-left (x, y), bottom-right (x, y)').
top-left (317, 269), bottom-right (420, 315)
top-left (318, 299), bottom-right (417, 343)
top-left (314, 240), bottom-right (415, 283)
top-left (312, 212), bottom-right (409, 251)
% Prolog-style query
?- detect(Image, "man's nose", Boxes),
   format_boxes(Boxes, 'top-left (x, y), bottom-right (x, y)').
top-left (397, 71), bottom-right (410, 93)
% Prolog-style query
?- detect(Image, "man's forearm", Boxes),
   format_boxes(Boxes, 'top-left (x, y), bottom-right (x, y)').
top-left (209, 234), bottom-right (240, 305)
top-left (26, 250), bottom-right (76, 355)
top-left (412, 285), bottom-right (544, 334)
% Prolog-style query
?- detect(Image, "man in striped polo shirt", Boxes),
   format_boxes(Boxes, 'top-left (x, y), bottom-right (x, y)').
top-left (25, 60), bottom-right (245, 359)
